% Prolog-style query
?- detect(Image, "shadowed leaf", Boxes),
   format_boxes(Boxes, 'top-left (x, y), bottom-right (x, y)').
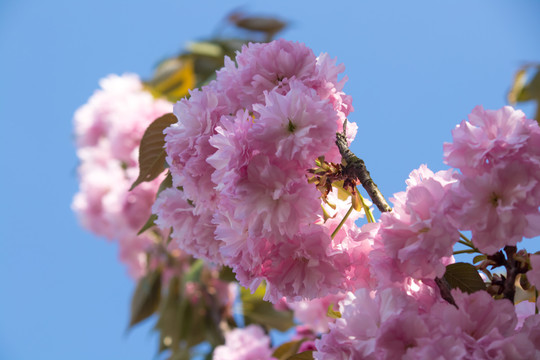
top-left (229, 13), bottom-right (286, 34)
top-left (129, 268), bottom-right (162, 327)
top-left (443, 262), bottom-right (486, 294)
top-left (137, 214), bottom-right (158, 235)
top-left (130, 113), bottom-right (177, 191)
top-left (472, 255), bottom-right (486, 264)
top-left (184, 259), bottom-right (205, 283)
top-left (273, 339), bottom-right (307, 360)
top-left (155, 277), bottom-right (182, 354)
top-left (241, 285), bottom-right (294, 331)
top-left (287, 351), bottom-right (314, 360)
top-left (156, 171), bottom-right (173, 199)
top-left (218, 266), bottom-right (237, 282)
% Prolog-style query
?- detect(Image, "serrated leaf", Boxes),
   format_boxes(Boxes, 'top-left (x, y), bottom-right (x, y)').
top-left (443, 262), bottom-right (486, 294)
top-left (287, 351), bottom-right (314, 360)
top-left (472, 255), bottom-right (486, 264)
top-left (241, 285), bottom-right (295, 331)
top-left (272, 339), bottom-right (306, 360)
top-left (137, 214), bottom-right (158, 235)
top-left (218, 266), bottom-right (237, 282)
top-left (129, 268), bottom-right (162, 327)
top-left (130, 113), bottom-right (177, 191)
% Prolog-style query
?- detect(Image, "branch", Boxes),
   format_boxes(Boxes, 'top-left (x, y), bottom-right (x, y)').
top-left (435, 277), bottom-right (458, 308)
top-left (335, 123), bottom-right (392, 213)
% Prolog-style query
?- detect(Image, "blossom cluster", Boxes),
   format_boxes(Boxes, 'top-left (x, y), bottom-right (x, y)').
top-left (444, 106), bottom-right (540, 254)
top-left (313, 106), bottom-right (540, 359)
top-left (315, 288), bottom-right (539, 359)
top-left (72, 74), bottom-right (172, 277)
top-left (154, 39), bottom-right (372, 302)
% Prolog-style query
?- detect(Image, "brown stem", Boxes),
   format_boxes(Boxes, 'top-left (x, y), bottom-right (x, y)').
top-left (502, 246), bottom-right (518, 303)
top-left (335, 123), bottom-right (392, 213)
top-left (435, 277), bottom-right (458, 308)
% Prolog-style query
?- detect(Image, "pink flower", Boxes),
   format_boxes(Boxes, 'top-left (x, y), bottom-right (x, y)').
top-left (219, 39), bottom-right (318, 108)
top-left (443, 105), bottom-right (536, 176)
top-left (153, 188), bottom-right (223, 264)
top-left (165, 86), bottom-right (229, 212)
top-left (448, 162), bottom-right (540, 254)
top-left (73, 74), bottom-right (171, 277)
top-left (289, 293), bottom-right (345, 334)
top-left (160, 39), bottom-right (359, 301)
top-left (252, 80), bottom-right (338, 168)
top-left (371, 165), bottom-right (459, 280)
top-left (314, 288), bottom-right (416, 360)
top-left (213, 325), bottom-right (275, 360)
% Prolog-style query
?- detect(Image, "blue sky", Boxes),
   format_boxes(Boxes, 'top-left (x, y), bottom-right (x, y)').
top-left (1, 1), bottom-right (539, 359)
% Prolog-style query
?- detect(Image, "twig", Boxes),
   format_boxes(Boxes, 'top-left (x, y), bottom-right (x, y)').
top-left (335, 122), bottom-right (392, 213)
top-left (435, 277), bottom-right (458, 308)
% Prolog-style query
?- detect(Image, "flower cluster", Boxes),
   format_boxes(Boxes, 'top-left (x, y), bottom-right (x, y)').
top-left (312, 106), bottom-right (540, 359)
top-left (444, 106), bottom-right (540, 254)
top-left (154, 39), bottom-right (370, 302)
top-left (72, 74), bottom-right (171, 277)
top-left (315, 288), bottom-right (539, 359)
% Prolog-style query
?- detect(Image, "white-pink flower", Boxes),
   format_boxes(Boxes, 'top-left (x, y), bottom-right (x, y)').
top-left (213, 325), bottom-right (275, 360)
top-left (73, 73), bottom-right (171, 277)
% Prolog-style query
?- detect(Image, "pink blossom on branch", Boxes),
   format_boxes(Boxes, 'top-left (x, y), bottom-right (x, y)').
top-left (158, 39), bottom-right (366, 301)
top-left (444, 105), bottom-right (540, 254)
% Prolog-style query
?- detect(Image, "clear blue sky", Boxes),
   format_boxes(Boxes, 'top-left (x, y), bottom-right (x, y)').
top-left (1, 1), bottom-right (539, 359)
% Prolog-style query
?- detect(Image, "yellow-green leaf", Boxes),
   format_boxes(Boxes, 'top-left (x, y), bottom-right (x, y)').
top-left (287, 351), bottom-right (314, 360)
top-left (130, 113), bottom-right (177, 191)
top-left (443, 262), bottom-right (486, 294)
top-left (241, 284), bottom-right (295, 331)
top-left (272, 339), bottom-right (307, 360)
top-left (327, 304), bottom-right (341, 319)
top-left (472, 255), bottom-right (486, 264)
top-left (129, 268), bottom-right (162, 327)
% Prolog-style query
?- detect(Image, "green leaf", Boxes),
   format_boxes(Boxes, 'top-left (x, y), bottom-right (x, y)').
top-left (287, 351), bottom-right (314, 360)
top-left (230, 14), bottom-right (286, 35)
top-left (129, 268), bottom-right (162, 327)
top-left (155, 277), bottom-right (182, 354)
top-left (472, 255), bottom-right (486, 264)
top-left (443, 262), bottom-right (486, 294)
top-left (184, 259), bottom-right (205, 283)
top-left (327, 304), bottom-right (341, 319)
top-left (241, 285), bottom-right (295, 331)
top-left (137, 214), bottom-right (158, 235)
top-left (130, 113), bottom-right (177, 191)
top-left (218, 266), bottom-right (237, 282)
top-left (272, 339), bottom-right (306, 360)
top-left (156, 171), bottom-right (173, 199)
